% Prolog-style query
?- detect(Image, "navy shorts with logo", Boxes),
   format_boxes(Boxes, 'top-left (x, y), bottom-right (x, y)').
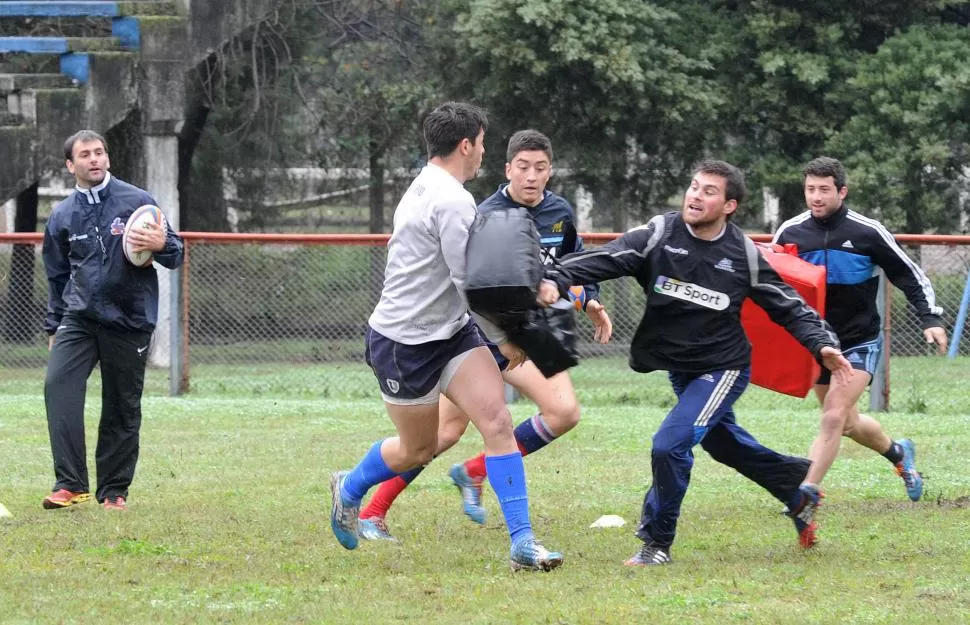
top-left (365, 320), bottom-right (487, 405)
top-left (816, 335), bottom-right (882, 385)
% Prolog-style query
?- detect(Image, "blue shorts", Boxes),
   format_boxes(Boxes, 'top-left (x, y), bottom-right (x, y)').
top-left (365, 320), bottom-right (486, 405)
top-left (816, 335), bottom-right (882, 385)
top-left (483, 334), bottom-right (509, 371)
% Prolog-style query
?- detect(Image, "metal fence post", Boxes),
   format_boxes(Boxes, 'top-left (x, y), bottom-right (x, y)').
top-left (504, 382), bottom-right (520, 403)
top-left (870, 272), bottom-right (889, 412)
top-left (948, 267), bottom-right (970, 359)
top-left (169, 242), bottom-right (189, 396)
top-left (169, 265), bottom-right (183, 396)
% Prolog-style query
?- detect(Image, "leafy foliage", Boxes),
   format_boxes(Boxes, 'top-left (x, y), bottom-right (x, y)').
top-left (450, 0), bottom-right (724, 223)
top-left (177, 0), bottom-right (970, 234)
top-left (827, 24), bottom-right (970, 232)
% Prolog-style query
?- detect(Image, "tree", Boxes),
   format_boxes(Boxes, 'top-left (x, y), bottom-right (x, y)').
top-left (302, 0), bottom-right (439, 234)
top-left (827, 24), bottom-right (970, 233)
top-left (719, 0), bottom-right (963, 222)
top-left (439, 0), bottom-right (723, 228)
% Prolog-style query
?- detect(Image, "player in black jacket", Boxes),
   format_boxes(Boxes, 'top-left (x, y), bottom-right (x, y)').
top-left (542, 160), bottom-right (852, 564)
top-left (773, 157), bottom-right (949, 513)
top-left (42, 129), bottom-right (183, 511)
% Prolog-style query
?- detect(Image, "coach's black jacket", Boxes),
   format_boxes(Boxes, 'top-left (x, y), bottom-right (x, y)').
top-left (43, 173), bottom-right (184, 334)
top-left (546, 211), bottom-right (840, 374)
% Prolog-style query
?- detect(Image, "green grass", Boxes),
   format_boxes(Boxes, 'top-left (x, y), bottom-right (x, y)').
top-left (1, 357), bottom-right (970, 624)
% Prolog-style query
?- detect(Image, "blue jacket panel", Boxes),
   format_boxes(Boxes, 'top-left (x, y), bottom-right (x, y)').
top-left (478, 185), bottom-right (601, 304)
top-left (774, 205), bottom-right (943, 347)
top-left (43, 175), bottom-right (185, 333)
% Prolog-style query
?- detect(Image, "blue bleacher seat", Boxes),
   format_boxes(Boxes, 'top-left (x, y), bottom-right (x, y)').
top-left (0, 2), bottom-right (119, 18)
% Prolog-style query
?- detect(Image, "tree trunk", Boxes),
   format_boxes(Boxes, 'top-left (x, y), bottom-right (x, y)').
top-left (105, 108), bottom-right (144, 187)
top-left (368, 136), bottom-right (385, 234)
top-left (179, 54), bottom-right (227, 231)
top-left (3, 182), bottom-right (39, 343)
top-left (776, 181), bottom-right (806, 223)
top-left (368, 132), bottom-right (387, 306)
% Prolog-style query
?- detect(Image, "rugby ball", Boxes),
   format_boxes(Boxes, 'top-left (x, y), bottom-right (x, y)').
top-left (123, 205), bottom-right (165, 267)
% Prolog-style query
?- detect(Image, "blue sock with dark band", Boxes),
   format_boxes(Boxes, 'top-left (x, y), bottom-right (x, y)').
top-left (513, 413), bottom-right (558, 455)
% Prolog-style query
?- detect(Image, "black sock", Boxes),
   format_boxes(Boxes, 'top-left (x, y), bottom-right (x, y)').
top-left (882, 441), bottom-right (903, 464)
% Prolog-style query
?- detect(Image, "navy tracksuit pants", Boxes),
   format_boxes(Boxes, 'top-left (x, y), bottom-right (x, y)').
top-left (636, 368), bottom-right (810, 549)
top-left (45, 315), bottom-right (152, 502)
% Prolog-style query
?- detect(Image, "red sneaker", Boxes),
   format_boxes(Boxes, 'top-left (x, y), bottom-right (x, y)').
top-left (102, 496), bottom-right (128, 511)
top-left (42, 489), bottom-right (91, 509)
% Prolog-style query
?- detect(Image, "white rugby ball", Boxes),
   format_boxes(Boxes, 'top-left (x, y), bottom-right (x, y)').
top-left (123, 205), bottom-right (166, 267)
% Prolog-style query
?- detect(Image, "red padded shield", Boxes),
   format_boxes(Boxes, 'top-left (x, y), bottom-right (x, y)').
top-left (741, 242), bottom-right (826, 398)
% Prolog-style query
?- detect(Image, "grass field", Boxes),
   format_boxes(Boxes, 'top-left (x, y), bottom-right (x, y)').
top-left (1, 357), bottom-right (969, 624)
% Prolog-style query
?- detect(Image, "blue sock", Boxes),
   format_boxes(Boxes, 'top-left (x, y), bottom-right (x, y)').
top-left (513, 413), bottom-right (558, 455)
top-left (340, 441), bottom-right (397, 504)
top-left (485, 452), bottom-right (533, 544)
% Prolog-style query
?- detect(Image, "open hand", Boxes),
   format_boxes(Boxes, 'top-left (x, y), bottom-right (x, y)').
top-left (924, 326), bottom-right (948, 355)
top-left (819, 346), bottom-right (852, 387)
top-left (585, 300), bottom-right (613, 344)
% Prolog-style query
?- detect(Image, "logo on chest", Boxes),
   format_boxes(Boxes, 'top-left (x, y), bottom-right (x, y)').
top-left (110, 217), bottom-right (125, 236)
top-left (714, 258), bottom-right (734, 272)
top-left (654, 276), bottom-right (729, 310)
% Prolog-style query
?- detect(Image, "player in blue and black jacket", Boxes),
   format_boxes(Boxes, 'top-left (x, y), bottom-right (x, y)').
top-left (543, 160), bottom-right (852, 564)
top-left (773, 156), bottom-right (949, 513)
top-left (40, 129), bottom-right (183, 513)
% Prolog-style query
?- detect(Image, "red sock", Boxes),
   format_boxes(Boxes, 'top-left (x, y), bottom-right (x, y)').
top-left (360, 476), bottom-right (408, 519)
top-left (464, 441), bottom-right (528, 481)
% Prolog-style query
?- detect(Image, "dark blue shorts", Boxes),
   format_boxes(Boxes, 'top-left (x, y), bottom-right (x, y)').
top-left (481, 331), bottom-right (509, 371)
top-left (816, 335), bottom-right (882, 385)
top-left (365, 320), bottom-right (486, 405)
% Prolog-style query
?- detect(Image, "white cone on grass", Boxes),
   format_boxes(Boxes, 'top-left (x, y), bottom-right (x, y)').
top-left (589, 514), bottom-right (625, 528)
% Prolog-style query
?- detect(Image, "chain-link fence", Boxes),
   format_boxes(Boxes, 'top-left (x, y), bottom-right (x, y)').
top-left (2, 234), bottom-right (969, 410)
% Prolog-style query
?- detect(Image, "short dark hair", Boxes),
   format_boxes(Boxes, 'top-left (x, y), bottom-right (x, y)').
top-left (422, 102), bottom-right (488, 160)
top-left (506, 129), bottom-right (553, 163)
top-left (803, 156), bottom-right (847, 189)
top-left (693, 159), bottom-right (747, 204)
top-left (64, 130), bottom-right (107, 161)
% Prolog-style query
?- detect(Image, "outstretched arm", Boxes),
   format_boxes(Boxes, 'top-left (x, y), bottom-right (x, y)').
top-left (545, 214), bottom-right (665, 299)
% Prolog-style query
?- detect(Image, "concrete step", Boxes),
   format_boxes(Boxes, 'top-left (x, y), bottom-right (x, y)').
top-left (0, 73), bottom-right (76, 93)
top-left (0, 56), bottom-right (60, 75)
top-left (0, 111), bottom-right (27, 126)
top-left (66, 36), bottom-right (125, 52)
top-left (118, 2), bottom-right (178, 17)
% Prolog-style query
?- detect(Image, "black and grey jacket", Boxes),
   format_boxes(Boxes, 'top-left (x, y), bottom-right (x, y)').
top-left (546, 211), bottom-right (840, 374)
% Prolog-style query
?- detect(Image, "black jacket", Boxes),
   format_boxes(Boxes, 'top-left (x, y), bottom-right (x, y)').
top-left (546, 211), bottom-right (840, 374)
top-left (43, 174), bottom-right (184, 334)
top-left (773, 205), bottom-right (943, 347)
